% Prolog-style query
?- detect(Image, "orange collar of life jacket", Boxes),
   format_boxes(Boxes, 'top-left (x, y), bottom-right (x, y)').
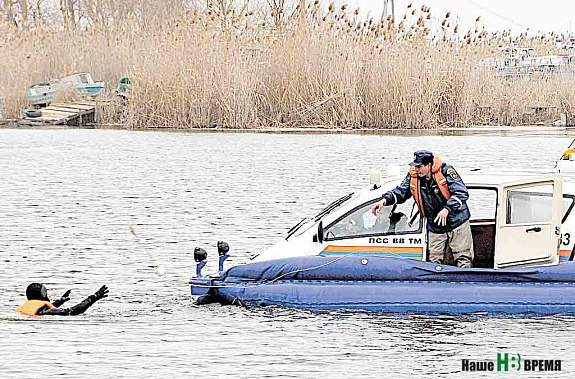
top-left (408, 157), bottom-right (451, 217)
top-left (15, 300), bottom-right (53, 315)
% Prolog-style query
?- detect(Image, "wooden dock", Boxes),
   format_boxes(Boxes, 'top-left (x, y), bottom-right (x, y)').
top-left (20, 101), bottom-right (98, 126)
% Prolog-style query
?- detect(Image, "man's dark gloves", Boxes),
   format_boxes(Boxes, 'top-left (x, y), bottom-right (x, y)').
top-left (52, 289), bottom-right (72, 307)
top-left (89, 285), bottom-right (109, 303)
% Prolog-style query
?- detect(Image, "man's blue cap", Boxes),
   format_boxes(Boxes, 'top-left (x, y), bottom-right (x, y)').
top-left (409, 150), bottom-right (434, 166)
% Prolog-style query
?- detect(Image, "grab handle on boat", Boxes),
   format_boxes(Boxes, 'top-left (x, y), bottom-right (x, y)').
top-left (526, 227), bottom-right (542, 233)
top-left (194, 247), bottom-right (208, 278)
top-left (218, 255), bottom-right (229, 272)
top-left (196, 260), bottom-right (207, 278)
top-left (218, 241), bottom-right (230, 272)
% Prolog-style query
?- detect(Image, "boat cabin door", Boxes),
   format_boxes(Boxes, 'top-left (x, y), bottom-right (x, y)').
top-left (494, 175), bottom-right (562, 268)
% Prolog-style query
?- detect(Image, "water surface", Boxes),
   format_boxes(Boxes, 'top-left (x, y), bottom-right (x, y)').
top-left (1, 128), bottom-right (574, 377)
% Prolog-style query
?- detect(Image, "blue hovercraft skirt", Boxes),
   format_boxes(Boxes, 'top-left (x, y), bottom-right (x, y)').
top-left (189, 255), bottom-right (575, 313)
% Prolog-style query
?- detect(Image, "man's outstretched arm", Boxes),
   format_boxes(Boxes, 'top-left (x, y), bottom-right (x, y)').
top-left (39, 286), bottom-right (109, 316)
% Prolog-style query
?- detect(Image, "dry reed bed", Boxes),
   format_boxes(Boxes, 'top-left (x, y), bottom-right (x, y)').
top-left (0, 4), bottom-right (573, 128)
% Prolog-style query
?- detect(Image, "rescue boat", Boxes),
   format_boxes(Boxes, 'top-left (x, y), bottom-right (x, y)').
top-left (189, 145), bottom-right (575, 313)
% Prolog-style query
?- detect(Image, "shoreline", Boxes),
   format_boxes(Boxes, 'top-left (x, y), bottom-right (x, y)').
top-left (2, 120), bottom-right (575, 136)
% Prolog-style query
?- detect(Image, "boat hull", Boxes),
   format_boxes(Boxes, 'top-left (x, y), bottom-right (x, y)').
top-left (27, 82), bottom-right (105, 106)
top-left (190, 255), bottom-right (575, 313)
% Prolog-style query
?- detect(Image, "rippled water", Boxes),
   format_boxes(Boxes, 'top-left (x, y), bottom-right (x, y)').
top-left (1, 128), bottom-right (575, 377)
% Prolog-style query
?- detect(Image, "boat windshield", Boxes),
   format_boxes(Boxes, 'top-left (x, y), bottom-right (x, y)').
top-left (314, 192), bottom-right (354, 221)
top-left (286, 217), bottom-right (311, 239)
top-left (285, 192), bottom-right (355, 240)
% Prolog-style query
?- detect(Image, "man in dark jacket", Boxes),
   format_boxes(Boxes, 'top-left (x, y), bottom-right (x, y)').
top-left (372, 150), bottom-right (474, 267)
top-left (15, 283), bottom-right (109, 316)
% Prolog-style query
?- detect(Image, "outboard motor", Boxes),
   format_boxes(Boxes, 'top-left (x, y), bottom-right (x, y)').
top-left (194, 247), bottom-right (207, 278)
top-left (218, 241), bottom-right (230, 272)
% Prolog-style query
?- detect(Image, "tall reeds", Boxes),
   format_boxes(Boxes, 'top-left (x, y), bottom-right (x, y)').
top-left (0, 2), bottom-right (573, 128)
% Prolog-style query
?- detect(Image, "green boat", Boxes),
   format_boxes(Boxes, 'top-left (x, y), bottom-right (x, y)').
top-left (116, 77), bottom-right (132, 99)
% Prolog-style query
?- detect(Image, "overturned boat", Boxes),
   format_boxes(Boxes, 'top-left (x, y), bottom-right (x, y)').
top-left (190, 146), bottom-right (575, 313)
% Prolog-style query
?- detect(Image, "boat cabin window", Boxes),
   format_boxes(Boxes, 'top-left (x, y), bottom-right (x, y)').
top-left (506, 184), bottom-right (553, 224)
top-left (323, 199), bottom-right (421, 241)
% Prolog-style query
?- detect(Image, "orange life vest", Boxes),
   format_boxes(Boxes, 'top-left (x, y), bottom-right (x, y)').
top-left (409, 157), bottom-right (451, 217)
top-left (15, 300), bottom-right (53, 315)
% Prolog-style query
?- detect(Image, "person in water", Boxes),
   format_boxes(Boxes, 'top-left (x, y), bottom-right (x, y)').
top-left (372, 150), bottom-right (474, 268)
top-left (15, 283), bottom-right (109, 316)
